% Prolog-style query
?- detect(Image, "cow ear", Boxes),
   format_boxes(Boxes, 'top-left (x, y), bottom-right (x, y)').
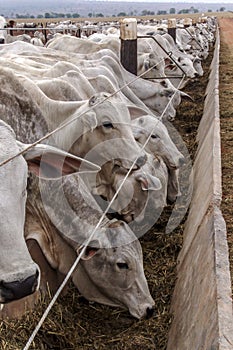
top-left (127, 105), bottom-right (148, 120)
top-left (136, 174), bottom-right (161, 191)
top-left (164, 58), bottom-right (175, 71)
top-left (17, 141), bottom-right (100, 178)
top-left (80, 240), bottom-right (100, 260)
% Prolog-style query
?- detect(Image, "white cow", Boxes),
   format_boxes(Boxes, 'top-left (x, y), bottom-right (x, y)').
top-left (31, 30), bottom-right (45, 46)
top-left (0, 62), bottom-right (146, 189)
top-left (137, 51), bottom-right (165, 79)
top-left (15, 74), bottom-right (148, 174)
top-left (0, 66), bottom-right (155, 319)
top-left (0, 120), bottom-right (40, 304)
top-left (36, 76), bottom-right (88, 101)
top-left (163, 32), bottom-right (204, 75)
top-left (70, 55), bottom-right (180, 120)
top-left (164, 55), bottom-right (198, 89)
top-left (192, 56), bottom-right (204, 77)
top-left (30, 37), bottom-right (44, 47)
top-left (5, 34), bottom-right (32, 44)
top-left (131, 115), bottom-right (185, 203)
top-left (95, 113), bottom-right (186, 224)
top-left (180, 26), bottom-right (209, 59)
top-left (175, 26), bottom-right (210, 60)
top-left (92, 151), bottom-right (166, 229)
top-left (45, 32), bottom-right (195, 91)
top-left (0, 16), bottom-right (7, 44)
top-left (26, 174), bottom-right (155, 319)
top-left (137, 33), bottom-right (199, 89)
top-left (0, 41), bottom-right (184, 120)
top-left (176, 28), bottom-right (193, 51)
top-left (131, 115), bottom-right (184, 169)
top-left (0, 120), bottom-right (96, 305)
top-left (46, 34), bottom-right (120, 57)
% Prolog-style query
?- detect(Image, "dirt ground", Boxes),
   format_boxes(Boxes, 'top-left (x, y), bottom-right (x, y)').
top-left (218, 17), bottom-right (233, 295)
top-left (0, 17), bottom-right (232, 350)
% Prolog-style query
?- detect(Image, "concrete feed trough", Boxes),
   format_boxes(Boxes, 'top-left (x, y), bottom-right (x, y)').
top-left (167, 29), bottom-right (233, 350)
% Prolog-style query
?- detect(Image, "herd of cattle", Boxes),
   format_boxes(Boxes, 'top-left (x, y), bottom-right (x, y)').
top-left (0, 15), bottom-right (216, 320)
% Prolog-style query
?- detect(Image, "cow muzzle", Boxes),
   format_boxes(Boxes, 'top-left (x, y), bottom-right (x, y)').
top-left (130, 301), bottom-right (155, 319)
top-left (0, 269), bottom-right (39, 303)
top-left (146, 306), bottom-right (155, 319)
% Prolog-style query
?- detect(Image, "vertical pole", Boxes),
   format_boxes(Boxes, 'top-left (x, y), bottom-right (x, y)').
top-left (167, 18), bottom-right (176, 42)
top-left (76, 27), bottom-right (81, 38)
top-left (120, 18), bottom-right (137, 76)
top-left (43, 23), bottom-right (47, 43)
top-left (8, 20), bottom-right (15, 36)
top-left (183, 18), bottom-right (192, 28)
top-left (201, 16), bottom-right (207, 24)
top-left (192, 17), bottom-right (197, 27)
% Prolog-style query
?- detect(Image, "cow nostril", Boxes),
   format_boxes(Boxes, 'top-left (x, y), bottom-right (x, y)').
top-left (136, 154), bottom-right (147, 168)
top-left (146, 306), bottom-right (154, 319)
top-left (168, 115), bottom-right (175, 122)
top-left (0, 38), bottom-right (5, 44)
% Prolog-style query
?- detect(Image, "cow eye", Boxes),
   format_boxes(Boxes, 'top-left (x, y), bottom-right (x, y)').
top-left (160, 80), bottom-right (167, 87)
top-left (117, 262), bottom-right (129, 270)
top-left (102, 121), bottom-right (114, 129)
top-left (151, 134), bottom-right (159, 139)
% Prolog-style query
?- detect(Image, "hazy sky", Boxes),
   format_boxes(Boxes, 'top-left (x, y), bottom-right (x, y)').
top-left (103, 0), bottom-right (233, 2)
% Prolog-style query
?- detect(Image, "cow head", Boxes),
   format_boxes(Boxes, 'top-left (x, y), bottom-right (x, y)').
top-left (73, 220), bottom-right (155, 319)
top-left (131, 115), bottom-right (185, 170)
top-left (61, 93), bottom-right (147, 189)
top-left (0, 121), bottom-right (39, 304)
top-left (25, 170), bottom-right (155, 319)
top-left (0, 16), bottom-right (7, 44)
top-left (92, 160), bottom-right (163, 225)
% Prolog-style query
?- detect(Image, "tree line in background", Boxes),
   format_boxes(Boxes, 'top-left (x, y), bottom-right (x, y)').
top-left (2, 6), bottom-right (227, 19)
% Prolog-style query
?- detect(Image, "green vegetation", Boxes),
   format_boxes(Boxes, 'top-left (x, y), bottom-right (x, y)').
top-left (11, 6), bottom-right (227, 20)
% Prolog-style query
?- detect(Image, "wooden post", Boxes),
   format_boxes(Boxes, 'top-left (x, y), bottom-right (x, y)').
top-left (43, 23), bottom-right (47, 43)
top-left (192, 18), bottom-right (196, 26)
top-left (76, 26), bottom-right (81, 38)
top-left (167, 18), bottom-right (176, 43)
top-left (120, 18), bottom-right (137, 76)
top-left (183, 18), bottom-right (192, 28)
top-left (8, 20), bottom-right (15, 36)
top-left (201, 16), bottom-right (208, 23)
